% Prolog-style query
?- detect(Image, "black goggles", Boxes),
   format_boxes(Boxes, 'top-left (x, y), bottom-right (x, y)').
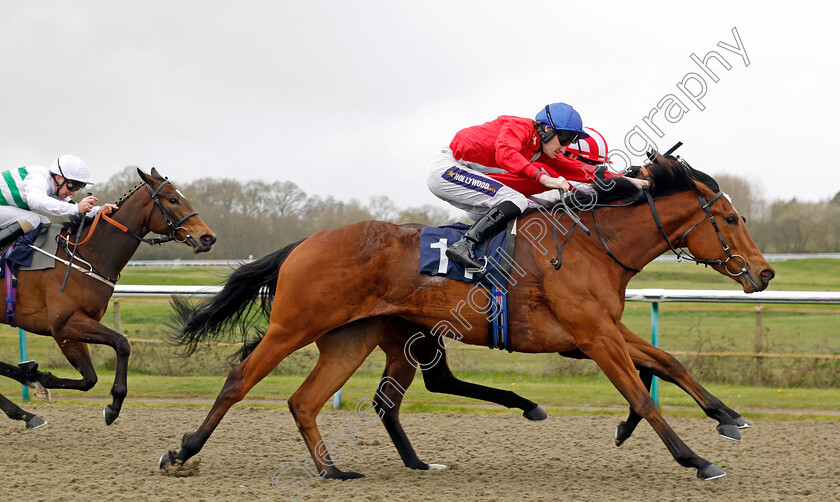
top-left (554, 130), bottom-right (580, 146)
top-left (64, 179), bottom-right (87, 192)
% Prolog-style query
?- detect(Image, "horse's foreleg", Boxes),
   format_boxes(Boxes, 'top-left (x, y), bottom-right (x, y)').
top-left (50, 317), bottom-right (131, 425)
top-left (0, 361), bottom-right (51, 402)
top-left (616, 322), bottom-right (748, 444)
top-left (285, 319), bottom-right (385, 480)
top-left (577, 322), bottom-right (725, 480)
top-left (35, 340), bottom-right (99, 392)
top-left (160, 323), bottom-right (317, 469)
top-left (614, 367), bottom-right (651, 446)
top-left (0, 392), bottom-right (47, 429)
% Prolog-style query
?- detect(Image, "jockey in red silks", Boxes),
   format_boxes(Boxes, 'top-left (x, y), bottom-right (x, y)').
top-left (427, 103), bottom-right (647, 272)
top-left (489, 126), bottom-right (621, 196)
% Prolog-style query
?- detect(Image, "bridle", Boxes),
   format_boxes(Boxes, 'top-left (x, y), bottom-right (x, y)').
top-left (549, 156), bottom-right (748, 278)
top-left (644, 187), bottom-right (747, 277)
top-left (135, 179), bottom-right (201, 247)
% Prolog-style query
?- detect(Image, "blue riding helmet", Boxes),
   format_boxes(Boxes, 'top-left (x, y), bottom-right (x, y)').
top-left (535, 103), bottom-right (590, 143)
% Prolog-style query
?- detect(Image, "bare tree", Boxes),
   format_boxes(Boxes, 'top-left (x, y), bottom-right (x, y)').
top-left (713, 173), bottom-right (766, 221)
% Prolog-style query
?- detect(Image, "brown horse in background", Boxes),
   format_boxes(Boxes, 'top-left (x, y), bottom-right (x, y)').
top-left (162, 155), bottom-right (774, 481)
top-left (0, 168), bottom-right (215, 428)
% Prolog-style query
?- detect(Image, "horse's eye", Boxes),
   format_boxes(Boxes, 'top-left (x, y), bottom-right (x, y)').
top-left (725, 215), bottom-right (738, 225)
top-left (169, 198), bottom-right (179, 205)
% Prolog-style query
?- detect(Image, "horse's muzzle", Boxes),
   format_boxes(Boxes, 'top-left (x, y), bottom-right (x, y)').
top-left (745, 266), bottom-right (775, 292)
top-left (759, 267), bottom-right (775, 287)
top-left (191, 233), bottom-right (216, 253)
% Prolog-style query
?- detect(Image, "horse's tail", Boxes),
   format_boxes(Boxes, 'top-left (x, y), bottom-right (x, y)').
top-left (169, 240), bottom-right (303, 359)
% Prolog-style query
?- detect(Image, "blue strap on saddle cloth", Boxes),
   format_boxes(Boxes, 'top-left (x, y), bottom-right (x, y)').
top-left (419, 223), bottom-right (513, 351)
top-left (2, 225), bottom-right (47, 327)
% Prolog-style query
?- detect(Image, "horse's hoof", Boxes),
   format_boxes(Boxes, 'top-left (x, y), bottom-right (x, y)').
top-left (697, 463), bottom-right (726, 481)
top-left (103, 405), bottom-right (119, 426)
top-left (717, 424), bottom-right (741, 442)
top-left (426, 463), bottom-right (448, 471)
top-left (523, 405), bottom-right (548, 421)
top-left (18, 360), bottom-right (38, 374)
top-left (324, 470), bottom-right (365, 480)
top-left (615, 421), bottom-right (632, 446)
top-left (159, 451), bottom-right (177, 469)
top-left (26, 416), bottom-right (48, 430)
top-left (33, 385), bottom-right (51, 403)
top-left (733, 416), bottom-right (752, 429)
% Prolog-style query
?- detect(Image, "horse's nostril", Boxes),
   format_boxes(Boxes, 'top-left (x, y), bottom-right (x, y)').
top-left (201, 234), bottom-right (216, 246)
top-left (760, 268), bottom-right (775, 281)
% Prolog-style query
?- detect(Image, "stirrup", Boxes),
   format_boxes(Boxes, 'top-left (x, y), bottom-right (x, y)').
top-left (465, 256), bottom-right (489, 276)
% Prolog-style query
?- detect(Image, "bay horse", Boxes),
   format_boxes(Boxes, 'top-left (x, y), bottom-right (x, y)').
top-left (161, 155), bottom-right (774, 481)
top-left (0, 168), bottom-right (215, 428)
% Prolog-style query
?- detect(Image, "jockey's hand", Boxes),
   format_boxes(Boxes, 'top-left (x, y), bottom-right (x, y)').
top-left (539, 175), bottom-right (571, 192)
top-left (77, 195), bottom-right (98, 213)
top-left (627, 177), bottom-right (650, 189)
top-left (101, 203), bottom-right (119, 214)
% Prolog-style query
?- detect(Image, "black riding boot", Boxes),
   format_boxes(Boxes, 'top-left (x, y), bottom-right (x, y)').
top-left (446, 201), bottom-right (521, 272)
top-left (0, 222), bottom-right (27, 252)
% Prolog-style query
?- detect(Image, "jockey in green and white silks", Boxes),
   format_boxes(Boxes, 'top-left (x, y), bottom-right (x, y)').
top-left (0, 154), bottom-right (116, 250)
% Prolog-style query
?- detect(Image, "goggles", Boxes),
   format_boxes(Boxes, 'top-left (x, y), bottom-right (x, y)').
top-left (64, 179), bottom-right (87, 192)
top-left (555, 130), bottom-right (580, 146)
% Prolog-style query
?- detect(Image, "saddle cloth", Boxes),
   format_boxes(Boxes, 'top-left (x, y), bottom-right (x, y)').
top-left (419, 221), bottom-right (515, 287)
top-left (0, 225), bottom-right (61, 277)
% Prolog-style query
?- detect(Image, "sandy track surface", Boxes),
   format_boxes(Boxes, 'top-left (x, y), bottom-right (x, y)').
top-left (2, 405), bottom-right (839, 501)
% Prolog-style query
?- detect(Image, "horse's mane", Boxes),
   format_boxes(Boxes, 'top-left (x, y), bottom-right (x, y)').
top-left (61, 214), bottom-right (96, 233)
top-left (537, 155), bottom-right (719, 214)
top-left (60, 182), bottom-right (147, 233)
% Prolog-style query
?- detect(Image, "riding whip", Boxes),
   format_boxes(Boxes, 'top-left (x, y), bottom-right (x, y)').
top-left (60, 192), bottom-right (92, 293)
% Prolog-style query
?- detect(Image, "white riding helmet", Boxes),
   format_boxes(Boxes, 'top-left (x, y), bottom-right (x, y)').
top-left (49, 154), bottom-right (96, 185)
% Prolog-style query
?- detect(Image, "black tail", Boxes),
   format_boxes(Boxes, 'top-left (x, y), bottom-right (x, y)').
top-left (169, 241), bottom-right (303, 360)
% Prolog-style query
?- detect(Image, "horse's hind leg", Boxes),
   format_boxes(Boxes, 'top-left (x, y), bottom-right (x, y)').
top-left (160, 323), bottom-right (324, 469)
top-left (375, 322), bottom-right (546, 472)
top-left (284, 318), bottom-right (387, 480)
top-left (374, 329), bottom-right (429, 470)
top-left (0, 392), bottom-right (47, 429)
top-left (411, 330), bottom-right (547, 421)
top-left (615, 322), bottom-right (748, 445)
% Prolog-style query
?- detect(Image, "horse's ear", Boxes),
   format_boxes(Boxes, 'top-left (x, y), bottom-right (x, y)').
top-left (137, 168), bottom-right (152, 184)
top-left (150, 167), bottom-right (163, 179)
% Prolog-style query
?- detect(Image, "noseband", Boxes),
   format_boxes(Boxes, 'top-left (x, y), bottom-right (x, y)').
top-left (644, 188), bottom-right (747, 277)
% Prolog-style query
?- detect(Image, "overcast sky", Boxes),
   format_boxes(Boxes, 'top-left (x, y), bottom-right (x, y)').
top-left (1, 1), bottom-right (837, 215)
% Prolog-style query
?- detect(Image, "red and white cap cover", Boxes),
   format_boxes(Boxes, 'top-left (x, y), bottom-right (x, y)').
top-left (566, 127), bottom-right (610, 164)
